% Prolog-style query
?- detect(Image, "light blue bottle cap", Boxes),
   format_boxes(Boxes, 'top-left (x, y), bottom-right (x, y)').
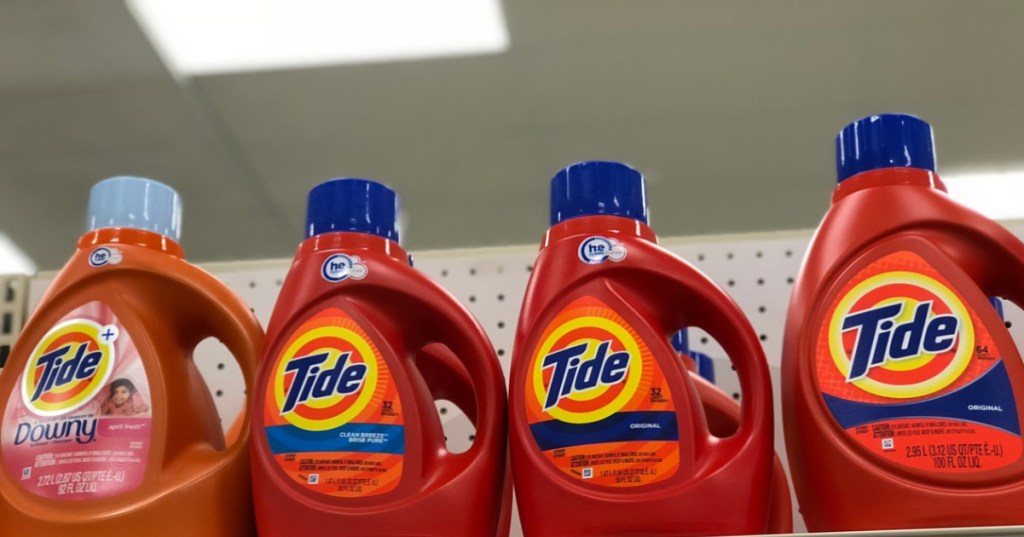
top-left (87, 176), bottom-right (182, 241)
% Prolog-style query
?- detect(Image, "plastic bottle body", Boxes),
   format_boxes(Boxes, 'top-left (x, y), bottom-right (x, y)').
top-left (783, 168), bottom-right (1024, 530)
top-left (251, 231), bottom-right (508, 537)
top-left (511, 215), bottom-right (774, 537)
top-left (0, 228), bottom-right (261, 537)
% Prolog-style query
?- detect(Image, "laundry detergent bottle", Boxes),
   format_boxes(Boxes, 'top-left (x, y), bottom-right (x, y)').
top-left (251, 178), bottom-right (508, 536)
top-left (783, 114), bottom-right (1024, 531)
top-left (510, 161), bottom-right (774, 536)
top-left (0, 177), bottom-right (262, 536)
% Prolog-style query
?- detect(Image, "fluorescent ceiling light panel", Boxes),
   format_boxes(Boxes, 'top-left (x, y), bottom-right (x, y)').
top-left (944, 171), bottom-right (1024, 220)
top-left (0, 233), bottom-right (36, 275)
top-left (126, 0), bottom-right (509, 76)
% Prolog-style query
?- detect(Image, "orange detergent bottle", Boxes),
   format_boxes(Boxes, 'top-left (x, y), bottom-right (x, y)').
top-left (510, 161), bottom-right (775, 536)
top-left (0, 177), bottom-right (262, 536)
top-left (250, 178), bottom-right (508, 536)
top-left (784, 114), bottom-right (1024, 531)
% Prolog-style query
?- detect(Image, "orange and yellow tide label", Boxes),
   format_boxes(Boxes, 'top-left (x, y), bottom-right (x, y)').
top-left (816, 251), bottom-right (1022, 473)
top-left (2, 302), bottom-right (152, 499)
top-left (263, 308), bottom-right (403, 497)
top-left (525, 296), bottom-right (679, 487)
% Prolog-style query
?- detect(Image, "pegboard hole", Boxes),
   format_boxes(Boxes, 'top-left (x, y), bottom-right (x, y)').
top-left (756, 278), bottom-right (764, 286)
top-left (497, 349), bottom-right (506, 357)
top-left (248, 281), bottom-right (256, 289)
top-left (759, 334), bottom-right (768, 342)
top-left (497, 321), bottom-right (505, 329)
top-left (469, 295), bottom-right (477, 303)
top-left (697, 254), bottom-right (705, 262)
top-left (726, 252), bottom-right (734, 260)
top-left (758, 306), bottom-right (766, 314)
top-left (785, 249), bottom-right (793, 257)
top-left (727, 279), bottom-right (735, 287)
top-left (526, 264), bottom-right (534, 273)
top-left (441, 269), bottom-right (449, 277)
top-left (756, 251), bottom-right (763, 258)
top-left (497, 293), bottom-right (505, 302)
top-left (469, 268), bottom-right (477, 276)
top-left (786, 276), bottom-right (795, 284)
top-left (275, 279), bottom-right (283, 287)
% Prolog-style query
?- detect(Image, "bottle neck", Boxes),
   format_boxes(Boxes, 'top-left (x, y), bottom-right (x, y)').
top-left (297, 231), bottom-right (409, 263)
top-left (833, 167), bottom-right (947, 204)
top-left (79, 228), bottom-right (184, 258)
top-left (543, 215), bottom-right (656, 249)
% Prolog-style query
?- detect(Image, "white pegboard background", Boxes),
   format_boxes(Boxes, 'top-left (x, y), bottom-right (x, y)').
top-left (9, 223), bottom-right (1024, 536)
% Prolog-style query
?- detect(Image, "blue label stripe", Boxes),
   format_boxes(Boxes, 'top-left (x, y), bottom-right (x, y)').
top-left (530, 411), bottom-right (679, 452)
top-left (825, 360), bottom-right (1021, 436)
top-left (266, 423), bottom-right (405, 455)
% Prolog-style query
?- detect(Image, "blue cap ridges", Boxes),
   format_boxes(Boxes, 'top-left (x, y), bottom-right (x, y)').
top-left (836, 113), bottom-right (936, 183)
top-left (550, 161), bottom-right (648, 225)
top-left (307, 178), bottom-right (399, 241)
top-left (87, 176), bottom-right (182, 241)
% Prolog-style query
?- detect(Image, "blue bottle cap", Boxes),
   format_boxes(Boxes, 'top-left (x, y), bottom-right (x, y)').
top-left (307, 178), bottom-right (399, 241)
top-left (87, 176), bottom-right (182, 241)
top-left (836, 114), bottom-right (936, 183)
top-left (550, 161), bottom-right (648, 225)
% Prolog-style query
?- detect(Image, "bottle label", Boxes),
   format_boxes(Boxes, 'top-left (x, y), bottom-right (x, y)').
top-left (2, 302), bottom-right (152, 499)
top-left (525, 296), bottom-right (679, 487)
top-left (816, 251), bottom-right (1022, 473)
top-left (578, 237), bottom-right (627, 264)
top-left (264, 308), bottom-right (403, 497)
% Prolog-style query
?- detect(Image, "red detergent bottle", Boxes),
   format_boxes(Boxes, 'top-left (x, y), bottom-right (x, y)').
top-left (510, 161), bottom-right (775, 536)
top-left (251, 178), bottom-right (508, 536)
top-left (783, 114), bottom-right (1024, 531)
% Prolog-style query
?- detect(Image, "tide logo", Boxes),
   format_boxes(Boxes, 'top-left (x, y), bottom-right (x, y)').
top-left (21, 320), bottom-right (117, 417)
top-left (828, 271), bottom-right (974, 399)
top-left (274, 325), bottom-right (379, 432)
top-left (531, 316), bottom-right (643, 424)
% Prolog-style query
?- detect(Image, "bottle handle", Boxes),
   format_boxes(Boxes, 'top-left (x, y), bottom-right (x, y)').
top-left (689, 288), bottom-right (771, 453)
top-left (650, 263), bottom-right (773, 457)
top-left (413, 288), bottom-right (507, 477)
top-left (173, 268), bottom-right (263, 455)
top-left (416, 344), bottom-right (477, 423)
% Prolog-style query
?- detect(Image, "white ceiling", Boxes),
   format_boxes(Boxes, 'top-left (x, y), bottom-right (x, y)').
top-left (3, 0), bottom-right (1024, 269)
